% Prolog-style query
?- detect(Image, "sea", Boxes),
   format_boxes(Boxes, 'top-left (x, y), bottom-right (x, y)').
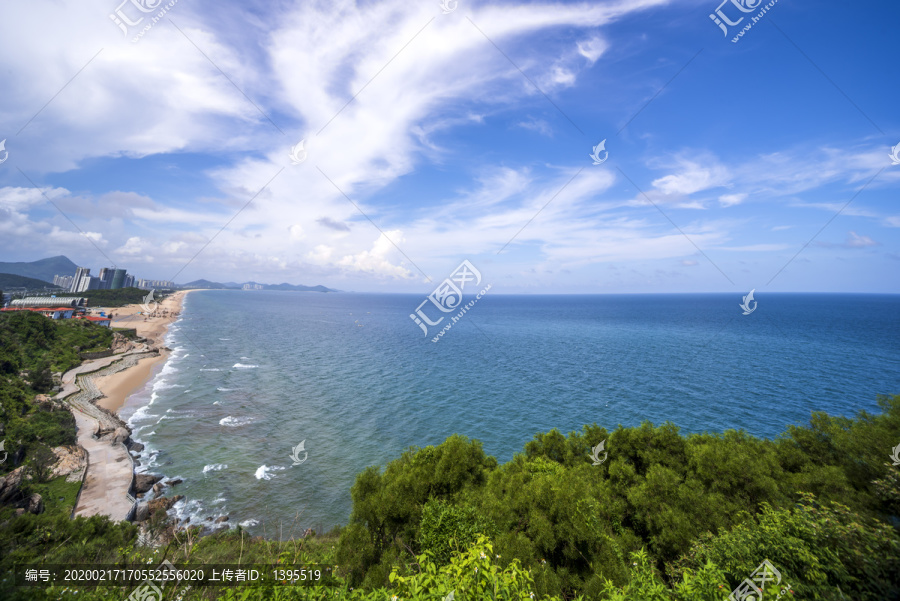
top-left (118, 291), bottom-right (900, 537)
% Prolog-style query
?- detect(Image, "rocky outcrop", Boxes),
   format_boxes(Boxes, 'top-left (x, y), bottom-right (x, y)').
top-left (0, 467), bottom-right (27, 505)
top-left (215, 516), bottom-right (229, 523)
top-left (112, 427), bottom-right (130, 445)
top-left (24, 493), bottom-right (43, 514)
top-left (51, 445), bottom-right (87, 482)
top-left (111, 333), bottom-right (135, 354)
top-left (134, 473), bottom-right (163, 494)
top-left (146, 495), bottom-right (183, 515)
top-left (134, 502), bottom-right (150, 522)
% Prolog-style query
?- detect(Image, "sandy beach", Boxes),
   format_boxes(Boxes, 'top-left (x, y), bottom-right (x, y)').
top-left (93, 290), bottom-right (193, 414)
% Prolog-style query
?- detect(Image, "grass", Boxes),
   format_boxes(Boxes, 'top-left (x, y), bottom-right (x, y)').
top-left (28, 476), bottom-right (82, 516)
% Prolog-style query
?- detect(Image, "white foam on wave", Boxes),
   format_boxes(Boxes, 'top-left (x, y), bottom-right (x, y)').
top-left (219, 338), bottom-right (231, 341)
top-left (239, 519), bottom-right (259, 528)
top-left (203, 463), bottom-right (227, 473)
top-left (199, 368), bottom-right (221, 372)
top-left (154, 381), bottom-right (185, 391)
top-left (216, 387), bottom-right (235, 392)
top-left (240, 356), bottom-right (251, 360)
top-left (219, 416), bottom-right (256, 427)
top-left (159, 362), bottom-right (180, 376)
top-left (232, 363), bottom-right (258, 369)
top-left (213, 401), bottom-right (220, 405)
top-left (254, 465), bottom-right (285, 480)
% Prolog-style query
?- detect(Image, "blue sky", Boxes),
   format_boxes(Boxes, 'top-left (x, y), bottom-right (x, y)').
top-left (0, 0), bottom-right (898, 293)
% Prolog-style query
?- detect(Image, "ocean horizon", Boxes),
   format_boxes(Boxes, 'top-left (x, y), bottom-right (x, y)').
top-left (119, 290), bottom-right (900, 537)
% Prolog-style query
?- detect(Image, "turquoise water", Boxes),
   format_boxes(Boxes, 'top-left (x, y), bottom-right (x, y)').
top-left (119, 291), bottom-right (900, 536)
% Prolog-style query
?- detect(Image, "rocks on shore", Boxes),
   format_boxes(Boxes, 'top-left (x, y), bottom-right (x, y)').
top-left (134, 473), bottom-right (163, 494)
top-left (146, 494), bottom-right (183, 515)
top-left (215, 516), bottom-right (229, 524)
top-left (112, 427), bottom-right (130, 445)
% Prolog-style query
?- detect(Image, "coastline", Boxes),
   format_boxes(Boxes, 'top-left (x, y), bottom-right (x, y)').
top-left (57, 290), bottom-right (195, 522)
top-left (95, 290), bottom-right (193, 414)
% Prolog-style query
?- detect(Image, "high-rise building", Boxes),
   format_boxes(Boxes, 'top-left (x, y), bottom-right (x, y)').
top-left (70, 267), bottom-right (90, 293)
top-left (53, 275), bottom-right (74, 290)
top-left (98, 268), bottom-right (112, 289)
top-left (75, 275), bottom-right (102, 292)
top-left (111, 269), bottom-right (127, 289)
top-left (124, 274), bottom-right (135, 288)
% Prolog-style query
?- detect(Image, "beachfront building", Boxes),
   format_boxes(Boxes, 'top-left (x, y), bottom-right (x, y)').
top-left (1, 307), bottom-right (76, 319)
top-left (11, 296), bottom-right (87, 308)
top-left (73, 314), bottom-right (111, 327)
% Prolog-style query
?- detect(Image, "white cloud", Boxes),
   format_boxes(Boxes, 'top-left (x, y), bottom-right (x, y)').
top-left (719, 193), bottom-right (747, 207)
top-left (337, 231), bottom-right (414, 278)
top-left (576, 36), bottom-right (609, 64)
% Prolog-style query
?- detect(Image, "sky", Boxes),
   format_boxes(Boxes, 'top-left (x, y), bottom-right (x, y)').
top-left (0, 0), bottom-right (898, 294)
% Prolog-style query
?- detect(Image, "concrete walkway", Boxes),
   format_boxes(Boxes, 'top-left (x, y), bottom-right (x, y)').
top-left (71, 410), bottom-right (136, 521)
top-left (56, 352), bottom-right (153, 521)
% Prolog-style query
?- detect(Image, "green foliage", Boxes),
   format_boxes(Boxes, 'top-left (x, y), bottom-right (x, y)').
top-left (80, 287), bottom-right (154, 307)
top-left (680, 492), bottom-right (900, 600)
top-left (598, 548), bottom-right (727, 600)
top-left (0, 311), bottom-right (108, 476)
top-left (391, 535), bottom-right (546, 601)
top-left (336, 434), bottom-right (497, 587)
top-left (419, 499), bottom-right (492, 566)
top-left (335, 397), bottom-right (900, 600)
top-left (0, 310), bottom-right (113, 374)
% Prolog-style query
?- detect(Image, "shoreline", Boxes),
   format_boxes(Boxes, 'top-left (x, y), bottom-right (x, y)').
top-left (59, 290), bottom-right (196, 522)
top-left (95, 289), bottom-right (194, 414)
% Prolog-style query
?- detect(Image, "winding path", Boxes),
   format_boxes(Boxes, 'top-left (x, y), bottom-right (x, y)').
top-left (55, 351), bottom-right (155, 521)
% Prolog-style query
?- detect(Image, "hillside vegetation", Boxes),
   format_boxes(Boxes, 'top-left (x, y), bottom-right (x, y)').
top-left (0, 312), bottom-right (897, 600)
top-left (81, 287), bottom-right (154, 308)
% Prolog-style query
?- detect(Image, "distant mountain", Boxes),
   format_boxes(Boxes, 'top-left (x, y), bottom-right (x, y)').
top-left (179, 279), bottom-right (334, 292)
top-left (0, 255), bottom-right (78, 282)
top-left (180, 279), bottom-right (239, 290)
top-left (0, 273), bottom-right (59, 290)
top-left (264, 283), bottom-right (333, 292)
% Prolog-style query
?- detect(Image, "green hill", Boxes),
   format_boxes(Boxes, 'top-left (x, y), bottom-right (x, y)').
top-left (0, 273), bottom-right (58, 290)
top-left (0, 256), bottom-right (78, 282)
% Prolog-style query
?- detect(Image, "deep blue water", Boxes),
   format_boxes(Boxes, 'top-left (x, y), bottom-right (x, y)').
top-left (119, 291), bottom-right (900, 537)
